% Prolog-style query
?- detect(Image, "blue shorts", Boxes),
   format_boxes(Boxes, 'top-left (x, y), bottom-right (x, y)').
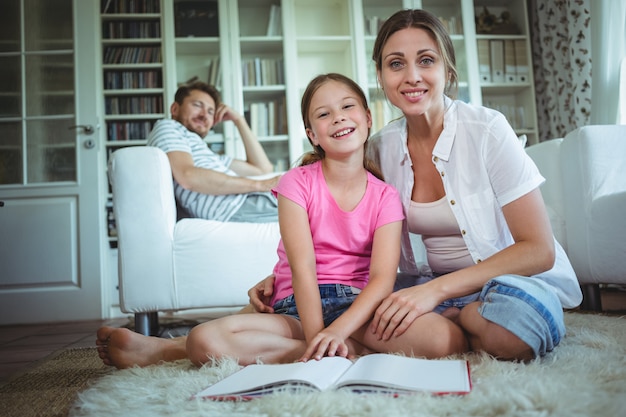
top-left (272, 284), bottom-right (361, 328)
top-left (395, 273), bottom-right (565, 357)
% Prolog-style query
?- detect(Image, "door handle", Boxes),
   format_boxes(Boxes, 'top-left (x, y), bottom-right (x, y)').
top-left (69, 124), bottom-right (95, 135)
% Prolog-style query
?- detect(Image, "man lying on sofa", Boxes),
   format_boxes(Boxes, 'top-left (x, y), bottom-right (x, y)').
top-left (147, 80), bottom-right (280, 223)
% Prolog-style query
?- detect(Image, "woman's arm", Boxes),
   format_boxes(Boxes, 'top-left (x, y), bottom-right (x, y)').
top-left (371, 188), bottom-right (555, 340)
top-left (277, 195), bottom-right (324, 344)
top-left (300, 220), bottom-right (403, 361)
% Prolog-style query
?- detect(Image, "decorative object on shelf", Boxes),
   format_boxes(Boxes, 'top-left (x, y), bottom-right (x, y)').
top-left (175, 0), bottom-right (219, 37)
top-left (475, 6), bottom-right (520, 35)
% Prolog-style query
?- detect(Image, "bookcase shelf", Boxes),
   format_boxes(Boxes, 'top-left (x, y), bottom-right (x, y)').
top-left (99, 0), bottom-right (167, 252)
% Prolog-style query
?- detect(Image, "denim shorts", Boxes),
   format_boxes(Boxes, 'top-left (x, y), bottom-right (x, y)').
top-left (394, 273), bottom-right (565, 357)
top-left (272, 284), bottom-right (361, 328)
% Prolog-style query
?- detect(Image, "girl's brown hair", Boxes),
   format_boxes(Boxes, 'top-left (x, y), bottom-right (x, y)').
top-left (299, 73), bottom-right (383, 180)
top-left (372, 9), bottom-right (458, 98)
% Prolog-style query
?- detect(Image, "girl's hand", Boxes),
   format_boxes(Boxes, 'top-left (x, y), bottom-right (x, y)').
top-left (299, 329), bottom-right (349, 362)
top-left (370, 284), bottom-right (439, 340)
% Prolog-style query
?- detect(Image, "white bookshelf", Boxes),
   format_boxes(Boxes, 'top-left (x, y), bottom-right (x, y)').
top-left (98, 0), bottom-right (538, 314)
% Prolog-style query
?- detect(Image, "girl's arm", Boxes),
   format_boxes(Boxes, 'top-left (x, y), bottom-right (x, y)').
top-left (371, 188), bottom-right (555, 340)
top-left (277, 195), bottom-right (325, 344)
top-left (300, 220), bottom-right (403, 361)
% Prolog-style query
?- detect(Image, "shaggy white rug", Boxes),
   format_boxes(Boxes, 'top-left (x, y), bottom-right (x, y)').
top-left (70, 312), bottom-right (626, 417)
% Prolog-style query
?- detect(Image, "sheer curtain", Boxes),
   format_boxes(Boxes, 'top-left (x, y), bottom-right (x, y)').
top-left (528, 0), bottom-right (592, 141)
top-left (529, 0), bottom-right (626, 140)
top-left (589, 0), bottom-right (626, 125)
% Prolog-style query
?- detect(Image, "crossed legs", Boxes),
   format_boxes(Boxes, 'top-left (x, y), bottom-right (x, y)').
top-left (97, 302), bottom-right (533, 369)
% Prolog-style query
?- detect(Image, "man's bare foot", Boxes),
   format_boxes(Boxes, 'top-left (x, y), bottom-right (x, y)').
top-left (96, 326), bottom-right (188, 369)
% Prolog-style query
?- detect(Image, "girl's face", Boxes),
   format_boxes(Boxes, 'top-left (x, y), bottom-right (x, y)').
top-left (171, 89), bottom-right (216, 138)
top-left (306, 80), bottom-right (372, 158)
top-left (378, 27), bottom-right (447, 119)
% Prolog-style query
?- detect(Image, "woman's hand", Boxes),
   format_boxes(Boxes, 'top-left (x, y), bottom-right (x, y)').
top-left (369, 283), bottom-right (440, 340)
top-left (299, 328), bottom-right (350, 362)
top-left (247, 274), bottom-right (276, 313)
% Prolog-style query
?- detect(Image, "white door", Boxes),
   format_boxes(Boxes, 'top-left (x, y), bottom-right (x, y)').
top-left (0, 0), bottom-right (104, 324)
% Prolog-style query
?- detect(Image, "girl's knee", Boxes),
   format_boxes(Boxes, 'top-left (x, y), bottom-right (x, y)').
top-left (186, 322), bottom-right (228, 366)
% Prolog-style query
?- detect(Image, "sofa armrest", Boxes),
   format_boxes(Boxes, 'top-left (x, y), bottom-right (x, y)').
top-left (526, 138), bottom-right (567, 250)
top-left (561, 125), bottom-right (626, 285)
top-left (109, 147), bottom-right (178, 312)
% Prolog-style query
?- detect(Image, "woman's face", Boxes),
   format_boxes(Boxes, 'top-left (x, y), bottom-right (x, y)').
top-left (378, 27), bottom-right (447, 119)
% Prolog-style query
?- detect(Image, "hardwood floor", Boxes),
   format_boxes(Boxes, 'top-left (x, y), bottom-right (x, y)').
top-left (0, 317), bottom-right (128, 384)
top-left (0, 288), bottom-right (624, 385)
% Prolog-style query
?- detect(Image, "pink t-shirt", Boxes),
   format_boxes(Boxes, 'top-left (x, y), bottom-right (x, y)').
top-left (270, 161), bottom-right (404, 305)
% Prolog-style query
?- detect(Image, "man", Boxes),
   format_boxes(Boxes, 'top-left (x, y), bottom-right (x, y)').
top-left (147, 81), bottom-right (280, 223)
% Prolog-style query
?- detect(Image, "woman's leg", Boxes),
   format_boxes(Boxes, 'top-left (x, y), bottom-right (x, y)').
top-left (457, 302), bottom-right (534, 361)
top-left (458, 275), bottom-right (567, 361)
top-left (351, 312), bottom-right (468, 358)
top-left (186, 313), bottom-right (306, 366)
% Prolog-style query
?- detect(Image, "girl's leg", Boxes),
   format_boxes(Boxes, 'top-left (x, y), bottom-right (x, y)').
top-left (96, 327), bottom-right (188, 369)
top-left (351, 312), bottom-right (468, 358)
top-left (186, 313), bottom-right (306, 366)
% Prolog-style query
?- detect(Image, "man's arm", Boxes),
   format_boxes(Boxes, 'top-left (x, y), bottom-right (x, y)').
top-left (167, 151), bottom-right (279, 196)
top-left (215, 104), bottom-right (275, 177)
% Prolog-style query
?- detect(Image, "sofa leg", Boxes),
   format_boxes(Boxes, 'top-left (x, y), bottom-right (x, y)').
top-left (134, 312), bottom-right (160, 336)
top-left (580, 284), bottom-right (603, 312)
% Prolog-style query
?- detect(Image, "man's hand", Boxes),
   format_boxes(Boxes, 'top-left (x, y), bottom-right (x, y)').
top-left (214, 103), bottom-right (240, 124)
top-left (248, 274), bottom-right (276, 313)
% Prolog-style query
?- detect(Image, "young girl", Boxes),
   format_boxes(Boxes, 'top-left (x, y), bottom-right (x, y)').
top-left (183, 73), bottom-right (404, 365)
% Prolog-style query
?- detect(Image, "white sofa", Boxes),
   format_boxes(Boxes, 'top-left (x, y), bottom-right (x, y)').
top-left (108, 146), bottom-right (281, 335)
top-left (110, 125), bottom-right (625, 335)
top-left (526, 124), bottom-right (626, 310)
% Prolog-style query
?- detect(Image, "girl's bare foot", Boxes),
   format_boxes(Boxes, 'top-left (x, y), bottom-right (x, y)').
top-left (96, 326), bottom-right (188, 369)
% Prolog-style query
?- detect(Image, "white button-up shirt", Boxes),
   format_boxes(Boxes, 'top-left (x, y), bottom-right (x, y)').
top-left (367, 97), bottom-right (582, 308)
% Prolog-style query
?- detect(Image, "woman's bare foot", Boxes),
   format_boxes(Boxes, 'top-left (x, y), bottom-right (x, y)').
top-left (96, 326), bottom-right (188, 369)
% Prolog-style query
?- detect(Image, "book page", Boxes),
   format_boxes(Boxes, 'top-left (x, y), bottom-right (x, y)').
top-left (195, 356), bottom-right (353, 398)
top-left (334, 354), bottom-right (471, 394)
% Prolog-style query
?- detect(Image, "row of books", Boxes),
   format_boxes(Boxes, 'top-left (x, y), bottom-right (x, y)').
top-left (266, 5), bottom-right (282, 36)
top-left (241, 58), bottom-right (285, 87)
top-left (244, 98), bottom-right (288, 138)
top-left (105, 96), bottom-right (163, 115)
top-left (106, 120), bottom-right (154, 141)
top-left (104, 70), bottom-right (162, 90)
top-left (477, 39), bottom-right (529, 84)
top-left (103, 46), bottom-right (162, 64)
top-left (102, 21), bottom-right (161, 39)
top-left (102, 0), bottom-right (160, 14)
top-left (207, 59), bottom-right (221, 86)
top-left (364, 15), bottom-right (462, 36)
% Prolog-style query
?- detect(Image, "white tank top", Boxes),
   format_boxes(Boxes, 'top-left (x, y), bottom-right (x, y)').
top-left (407, 196), bottom-right (474, 273)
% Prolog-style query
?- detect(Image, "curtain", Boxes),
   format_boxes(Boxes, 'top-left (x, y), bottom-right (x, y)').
top-left (528, 0), bottom-right (592, 141)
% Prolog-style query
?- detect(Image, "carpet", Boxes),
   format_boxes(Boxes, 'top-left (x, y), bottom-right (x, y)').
top-left (71, 312), bottom-right (626, 417)
top-left (0, 348), bottom-right (113, 417)
top-left (3, 312), bottom-right (625, 417)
